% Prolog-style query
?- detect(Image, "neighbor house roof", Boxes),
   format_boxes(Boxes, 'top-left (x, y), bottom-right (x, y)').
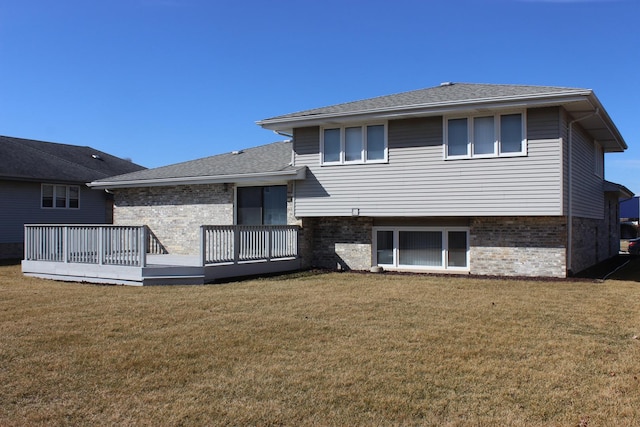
top-left (604, 180), bottom-right (634, 199)
top-left (0, 135), bottom-right (146, 183)
top-left (257, 82), bottom-right (627, 152)
top-left (89, 141), bottom-right (305, 189)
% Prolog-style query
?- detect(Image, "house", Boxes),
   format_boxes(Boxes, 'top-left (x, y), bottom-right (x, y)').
top-left (256, 82), bottom-right (631, 277)
top-left (22, 83), bottom-right (633, 283)
top-left (0, 135), bottom-right (145, 259)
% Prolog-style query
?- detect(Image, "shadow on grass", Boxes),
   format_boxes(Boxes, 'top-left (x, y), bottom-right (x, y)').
top-left (574, 254), bottom-right (640, 282)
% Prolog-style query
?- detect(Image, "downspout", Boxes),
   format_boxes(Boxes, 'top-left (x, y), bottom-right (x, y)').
top-left (567, 107), bottom-right (599, 275)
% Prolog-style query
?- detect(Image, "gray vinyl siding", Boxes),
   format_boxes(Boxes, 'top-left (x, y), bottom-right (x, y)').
top-left (0, 180), bottom-right (109, 244)
top-left (293, 108), bottom-right (563, 217)
top-left (568, 120), bottom-right (604, 219)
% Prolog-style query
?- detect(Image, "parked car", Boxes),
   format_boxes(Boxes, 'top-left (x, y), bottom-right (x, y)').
top-left (628, 238), bottom-right (640, 255)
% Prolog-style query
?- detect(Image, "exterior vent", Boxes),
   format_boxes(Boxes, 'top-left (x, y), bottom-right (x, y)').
top-left (231, 150), bottom-right (243, 155)
top-left (440, 82), bottom-right (454, 86)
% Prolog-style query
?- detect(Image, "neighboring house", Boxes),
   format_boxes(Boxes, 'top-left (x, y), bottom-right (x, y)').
top-left (0, 135), bottom-right (146, 259)
top-left (88, 82), bottom-right (631, 278)
top-left (620, 196), bottom-right (639, 240)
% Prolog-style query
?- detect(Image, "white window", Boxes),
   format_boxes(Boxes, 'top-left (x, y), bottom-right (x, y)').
top-left (41, 184), bottom-right (80, 209)
top-left (445, 112), bottom-right (526, 159)
top-left (594, 142), bottom-right (604, 178)
top-left (321, 123), bottom-right (387, 165)
top-left (373, 227), bottom-right (469, 271)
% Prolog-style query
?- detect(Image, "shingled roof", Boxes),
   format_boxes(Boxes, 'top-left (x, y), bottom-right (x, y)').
top-left (257, 82), bottom-right (626, 152)
top-left (89, 141), bottom-right (305, 189)
top-left (0, 135), bottom-right (146, 183)
top-left (260, 83), bottom-right (588, 122)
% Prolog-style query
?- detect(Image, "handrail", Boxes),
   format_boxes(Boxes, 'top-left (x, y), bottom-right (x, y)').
top-left (201, 225), bottom-right (299, 266)
top-left (24, 225), bottom-right (149, 267)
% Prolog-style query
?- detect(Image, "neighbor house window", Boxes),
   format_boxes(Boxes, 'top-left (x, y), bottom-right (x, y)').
top-left (373, 227), bottom-right (469, 271)
top-left (41, 184), bottom-right (80, 209)
top-left (321, 123), bottom-right (387, 165)
top-left (445, 112), bottom-right (526, 159)
top-left (237, 185), bottom-right (287, 225)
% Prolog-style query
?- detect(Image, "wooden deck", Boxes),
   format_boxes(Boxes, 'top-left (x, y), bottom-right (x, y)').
top-left (22, 225), bottom-right (301, 286)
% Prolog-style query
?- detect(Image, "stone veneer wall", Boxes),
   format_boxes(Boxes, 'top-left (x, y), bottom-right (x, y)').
top-left (470, 217), bottom-right (567, 278)
top-left (113, 184), bottom-right (234, 255)
top-left (308, 217), bottom-right (373, 271)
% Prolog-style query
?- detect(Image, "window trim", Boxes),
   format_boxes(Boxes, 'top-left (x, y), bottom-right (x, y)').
top-left (320, 122), bottom-right (388, 165)
top-left (41, 184), bottom-right (80, 209)
top-left (372, 226), bottom-right (470, 272)
top-left (444, 111), bottom-right (527, 160)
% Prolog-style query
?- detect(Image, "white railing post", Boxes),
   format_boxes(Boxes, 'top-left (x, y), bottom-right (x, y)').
top-left (267, 226), bottom-right (272, 262)
top-left (139, 226), bottom-right (146, 267)
top-left (98, 226), bottom-right (105, 265)
top-left (63, 226), bottom-right (69, 263)
top-left (234, 226), bottom-right (240, 264)
top-left (200, 226), bottom-right (206, 267)
top-left (24, 226), bottom-right (29, 260)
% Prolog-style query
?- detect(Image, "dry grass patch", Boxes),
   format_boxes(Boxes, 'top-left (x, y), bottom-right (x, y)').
top-left (1, 263), bottom-right (640, 426)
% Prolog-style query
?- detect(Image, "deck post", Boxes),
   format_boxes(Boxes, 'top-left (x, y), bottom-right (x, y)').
top-left (98, 226), bottom-right (104, 265)
top-left (63, 226), bottom-right (69, 263)
top-left (267, 226), bottom-right (272, 262)
top-left (234, 225), bottom-right (240, 264)
top-left (139, 226), bottom-right (147, 267)
top-left (200, 226), bottom-right (206, 267)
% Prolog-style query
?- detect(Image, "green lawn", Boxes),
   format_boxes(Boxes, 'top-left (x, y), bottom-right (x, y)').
top-left (1, 261), bottom-right (639, 426)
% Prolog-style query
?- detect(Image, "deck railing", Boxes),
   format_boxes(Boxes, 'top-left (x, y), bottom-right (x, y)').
top-left (201, 225), bottom-right (299, 265)
top-left (25, 224), bottom-right (299, 269)
top-left (23, 225), bottom-right (162, 267)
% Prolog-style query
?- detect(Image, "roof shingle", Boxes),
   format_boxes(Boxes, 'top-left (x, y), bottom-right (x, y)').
top-left (92, 140), bottom-right (295, 184)
top-left (0, 135), bottom-right (146, 183)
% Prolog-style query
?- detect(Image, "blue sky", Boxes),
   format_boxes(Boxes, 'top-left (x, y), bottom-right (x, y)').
top-left (1, 0), bottom-right (638, 192)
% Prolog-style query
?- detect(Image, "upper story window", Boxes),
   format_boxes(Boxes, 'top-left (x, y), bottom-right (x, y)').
top-left (321, 123), bottom-right (387, 165)
top-left (445, 112), bottom-right (526, 159)
top-left (594, 142), bottom-right (604, 178)
top-left (42, 184), bottom-right (80, 209)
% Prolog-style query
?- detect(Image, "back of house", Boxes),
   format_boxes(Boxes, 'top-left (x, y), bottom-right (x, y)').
top-left (258, 83), bottom-right (631, 277)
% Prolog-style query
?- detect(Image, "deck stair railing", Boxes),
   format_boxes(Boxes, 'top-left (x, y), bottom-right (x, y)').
top-left (201, 225), bottom-right (299, 265)
top-left (24, 225), bottom-right (158, 267)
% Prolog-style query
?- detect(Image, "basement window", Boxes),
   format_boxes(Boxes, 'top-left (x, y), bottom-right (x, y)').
top-left (373, 227), bottom-right (469, 271)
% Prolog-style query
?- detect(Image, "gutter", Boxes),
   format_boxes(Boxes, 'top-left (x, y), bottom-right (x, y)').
top-left (87, 167), bottom-right (306, 190)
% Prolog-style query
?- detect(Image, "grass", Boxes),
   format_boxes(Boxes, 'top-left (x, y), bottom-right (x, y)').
top-left (1, 262), bottom-right (640, 426)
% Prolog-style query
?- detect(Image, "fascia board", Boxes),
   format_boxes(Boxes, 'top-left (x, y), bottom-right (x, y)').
top-left (88, 167), bottom-right (306, 189)
top-left (586, 92), bottom-right (628, 151)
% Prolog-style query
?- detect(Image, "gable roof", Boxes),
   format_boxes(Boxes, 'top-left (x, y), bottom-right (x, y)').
top-left (0, 135), bottom-right (146, 183)
top-left (89, 141), bottom-right (305, 189)
top-left (257, 82), bottom-right (627, 152)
